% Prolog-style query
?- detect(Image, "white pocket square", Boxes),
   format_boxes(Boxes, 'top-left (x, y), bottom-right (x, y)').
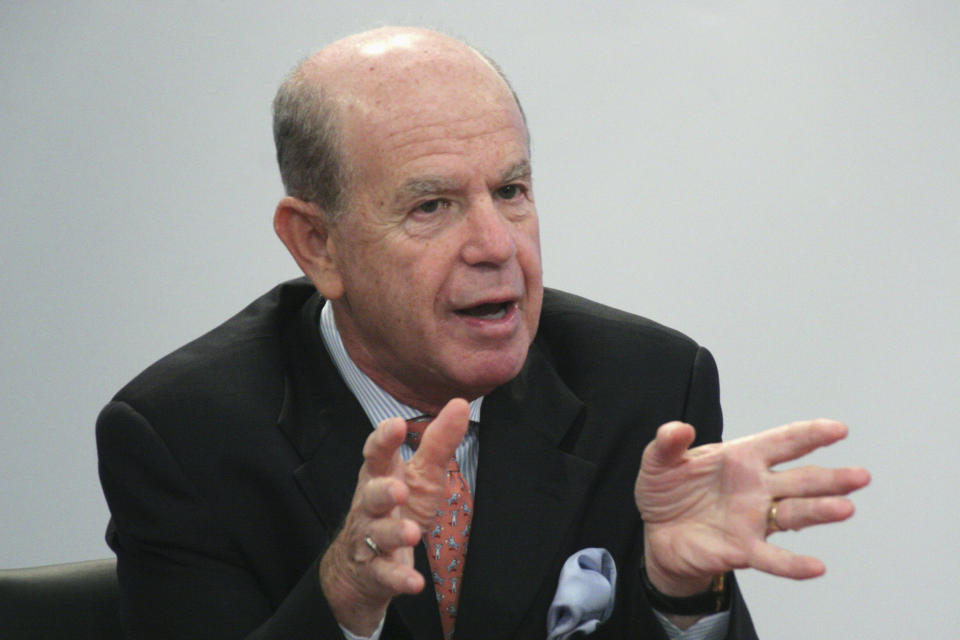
top-left (546, 547), bottom-right (617, 640)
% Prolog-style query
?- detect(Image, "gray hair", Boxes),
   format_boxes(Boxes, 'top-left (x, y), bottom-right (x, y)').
top-left (272, 64), bottom-right (348, 220)
top-left (271, 46), bottom-right (527, 223)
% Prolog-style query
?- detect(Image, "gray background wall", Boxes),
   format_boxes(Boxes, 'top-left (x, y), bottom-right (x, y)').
top-left (2, 2), bottom-right (957, 637)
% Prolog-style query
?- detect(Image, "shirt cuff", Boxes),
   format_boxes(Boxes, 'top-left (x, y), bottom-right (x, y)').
top-left (338, 616), bottom-right (385, 640)
top-left (653, 610), bottom-right (730, 640)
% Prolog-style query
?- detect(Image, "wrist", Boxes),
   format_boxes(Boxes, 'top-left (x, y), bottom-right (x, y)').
top-left (640, 554), bottom-right (729, 615)
top-left (643, 558), bottom-right (712, 597)
top-left (642, 536), bottom-right (714, 596)
top-left (319, 544), bottom-right (389, 636)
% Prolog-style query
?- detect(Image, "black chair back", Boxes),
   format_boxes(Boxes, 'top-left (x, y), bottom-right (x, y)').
top-left (0, 558), bottom-right (121, 639)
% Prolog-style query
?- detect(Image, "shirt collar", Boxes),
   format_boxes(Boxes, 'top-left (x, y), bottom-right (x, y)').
top-left (319, 299), bottom-right (483, 429)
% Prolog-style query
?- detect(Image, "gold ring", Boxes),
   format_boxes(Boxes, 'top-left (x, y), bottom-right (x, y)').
top-left (363, 535), bottom-right (382, 557)
top-left (766, 500), bottom-right (784, 533)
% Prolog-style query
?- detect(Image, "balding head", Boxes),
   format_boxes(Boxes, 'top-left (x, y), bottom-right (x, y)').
top-left (273, 27), bottom-right (526, 221)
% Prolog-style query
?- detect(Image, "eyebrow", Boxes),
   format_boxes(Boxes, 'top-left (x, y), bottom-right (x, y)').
top-left (500, 159), bottom-right (532, 184)
top-left (399, 176), bottom-right (460, 199)
top-left (394, 159), bottom-right (533, 206)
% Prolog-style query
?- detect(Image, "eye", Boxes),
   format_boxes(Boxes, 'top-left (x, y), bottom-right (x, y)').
top-left (415, 199), bottom-right (449, 214)
top-left (496, 184), bottom-right (521, 200)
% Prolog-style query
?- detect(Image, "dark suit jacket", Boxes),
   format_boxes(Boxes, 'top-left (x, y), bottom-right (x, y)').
top-left (97, 279), bottom-right (757, 639)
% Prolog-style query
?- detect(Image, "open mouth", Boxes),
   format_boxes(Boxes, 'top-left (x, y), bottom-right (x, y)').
top-left (455, 301), bottom-right (513, 320)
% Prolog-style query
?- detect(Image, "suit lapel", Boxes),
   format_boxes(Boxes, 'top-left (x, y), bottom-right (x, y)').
top-left (455, 342), bottom-right (597, 640)
top-left (277, 293), bottom-right (369, 533)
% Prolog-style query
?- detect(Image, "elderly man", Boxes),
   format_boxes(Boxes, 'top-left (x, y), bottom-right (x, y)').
top-left (97, 27), bottom-right (869, 639)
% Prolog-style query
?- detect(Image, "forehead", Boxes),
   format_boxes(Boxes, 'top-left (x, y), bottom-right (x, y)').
top-left (340, 81), bottom-right (528, 193)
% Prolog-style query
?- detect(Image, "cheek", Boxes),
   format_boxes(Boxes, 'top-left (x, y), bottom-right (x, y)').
top-left (517, 223), bottom-right (543, 330)
top-left (524, 285), bottom-right (543, 335)
top-left (518, 224), bottom-right (543, 280)
top-left (411, 245), bottom-right (461, 290)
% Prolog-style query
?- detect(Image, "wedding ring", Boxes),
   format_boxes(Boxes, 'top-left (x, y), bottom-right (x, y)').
top-left (363, 535), bottom-right (382, 557)
top-left (766, 500), bottom-right (784, 533)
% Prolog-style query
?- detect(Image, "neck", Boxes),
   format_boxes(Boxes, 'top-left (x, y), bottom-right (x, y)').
top-left (325, 300), bottom-right (485, 416)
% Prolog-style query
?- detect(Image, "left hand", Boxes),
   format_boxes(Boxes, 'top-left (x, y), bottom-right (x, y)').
top-left (635, 419), bottom-right (871, 596)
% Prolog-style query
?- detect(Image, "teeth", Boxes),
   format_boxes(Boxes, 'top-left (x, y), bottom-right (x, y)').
top-left (479, 306), bottom-right (507, 320)
top-left (460, 302), bottom-right (509, 319)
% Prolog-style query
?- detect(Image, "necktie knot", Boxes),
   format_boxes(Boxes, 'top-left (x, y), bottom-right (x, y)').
top-left (404, 416), bottom-right (432, 451)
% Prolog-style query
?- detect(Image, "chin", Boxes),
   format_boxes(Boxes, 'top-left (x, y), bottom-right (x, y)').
top-left (457, 349), bottom-right (529, 394)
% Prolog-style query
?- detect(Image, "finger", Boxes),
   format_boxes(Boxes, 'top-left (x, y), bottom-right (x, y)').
top-left (412, 398), bottom-right (470, 468)
top-left (362, 417), bottom-right (408, 476)
top-left (362, 517), bottom-right (422, 555)
top-left (749, 541), bottom-right (826, 579)
top-left (769, 496), bottom-right (856, 532)
top-left (642, 421), bottom-right (697, 470)
top-left (367, 558), bottom-right (426, 595)
top-left (357, 477), bottom-right (409, 518)
top-left (748, 419), bottom-right (848, 466)
top-left (768, 465), bottom-right (871, 498)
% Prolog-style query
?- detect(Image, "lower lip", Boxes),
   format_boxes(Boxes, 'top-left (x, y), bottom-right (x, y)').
top-left (454, 302), bottom-right (520, 335)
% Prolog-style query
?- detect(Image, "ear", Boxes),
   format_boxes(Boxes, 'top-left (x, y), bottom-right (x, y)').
top-left (273, 196), bottom-right (345, 300)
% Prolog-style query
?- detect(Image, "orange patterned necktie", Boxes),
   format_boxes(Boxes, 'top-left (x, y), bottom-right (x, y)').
top-left (406, 417), bottom-right (473, 639)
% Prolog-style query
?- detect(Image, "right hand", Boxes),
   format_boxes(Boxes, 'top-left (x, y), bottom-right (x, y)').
top-left (319, 398), bottom-right (470, 635)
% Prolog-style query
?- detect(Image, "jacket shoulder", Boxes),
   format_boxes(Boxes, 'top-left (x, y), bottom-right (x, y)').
top-left (108, 278), bottom-right (316, 419)
top-left (534, 289), bottom-right (712, 403)
top-left (537, 288), bottom-right (702, 361)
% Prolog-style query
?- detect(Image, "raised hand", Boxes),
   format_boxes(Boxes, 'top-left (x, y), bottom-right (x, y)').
top-left (319, 398), bottom-right (470, 635)
top-left (635, 419), bottom-right (871, 597)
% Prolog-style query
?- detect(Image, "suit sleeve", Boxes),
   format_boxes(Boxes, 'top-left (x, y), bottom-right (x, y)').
top-left (682, 347), bottom-right (759, 640)
top-left (97, 400), bottom-right (346, 639)
top-left (682, 346), bottom-right (723, 448)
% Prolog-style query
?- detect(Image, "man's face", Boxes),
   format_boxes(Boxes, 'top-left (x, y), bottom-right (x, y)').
top-left (325, 67), bottom-right (542, 411)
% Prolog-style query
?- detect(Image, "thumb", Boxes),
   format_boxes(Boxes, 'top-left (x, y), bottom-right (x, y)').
top-left (642, 421), bottom-right (697, 471)
top-left (414, 398), bottom-right (470, 467)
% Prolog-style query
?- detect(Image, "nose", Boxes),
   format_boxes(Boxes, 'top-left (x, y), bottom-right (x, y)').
top-left (460, 195), bottom-right (516, 266)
